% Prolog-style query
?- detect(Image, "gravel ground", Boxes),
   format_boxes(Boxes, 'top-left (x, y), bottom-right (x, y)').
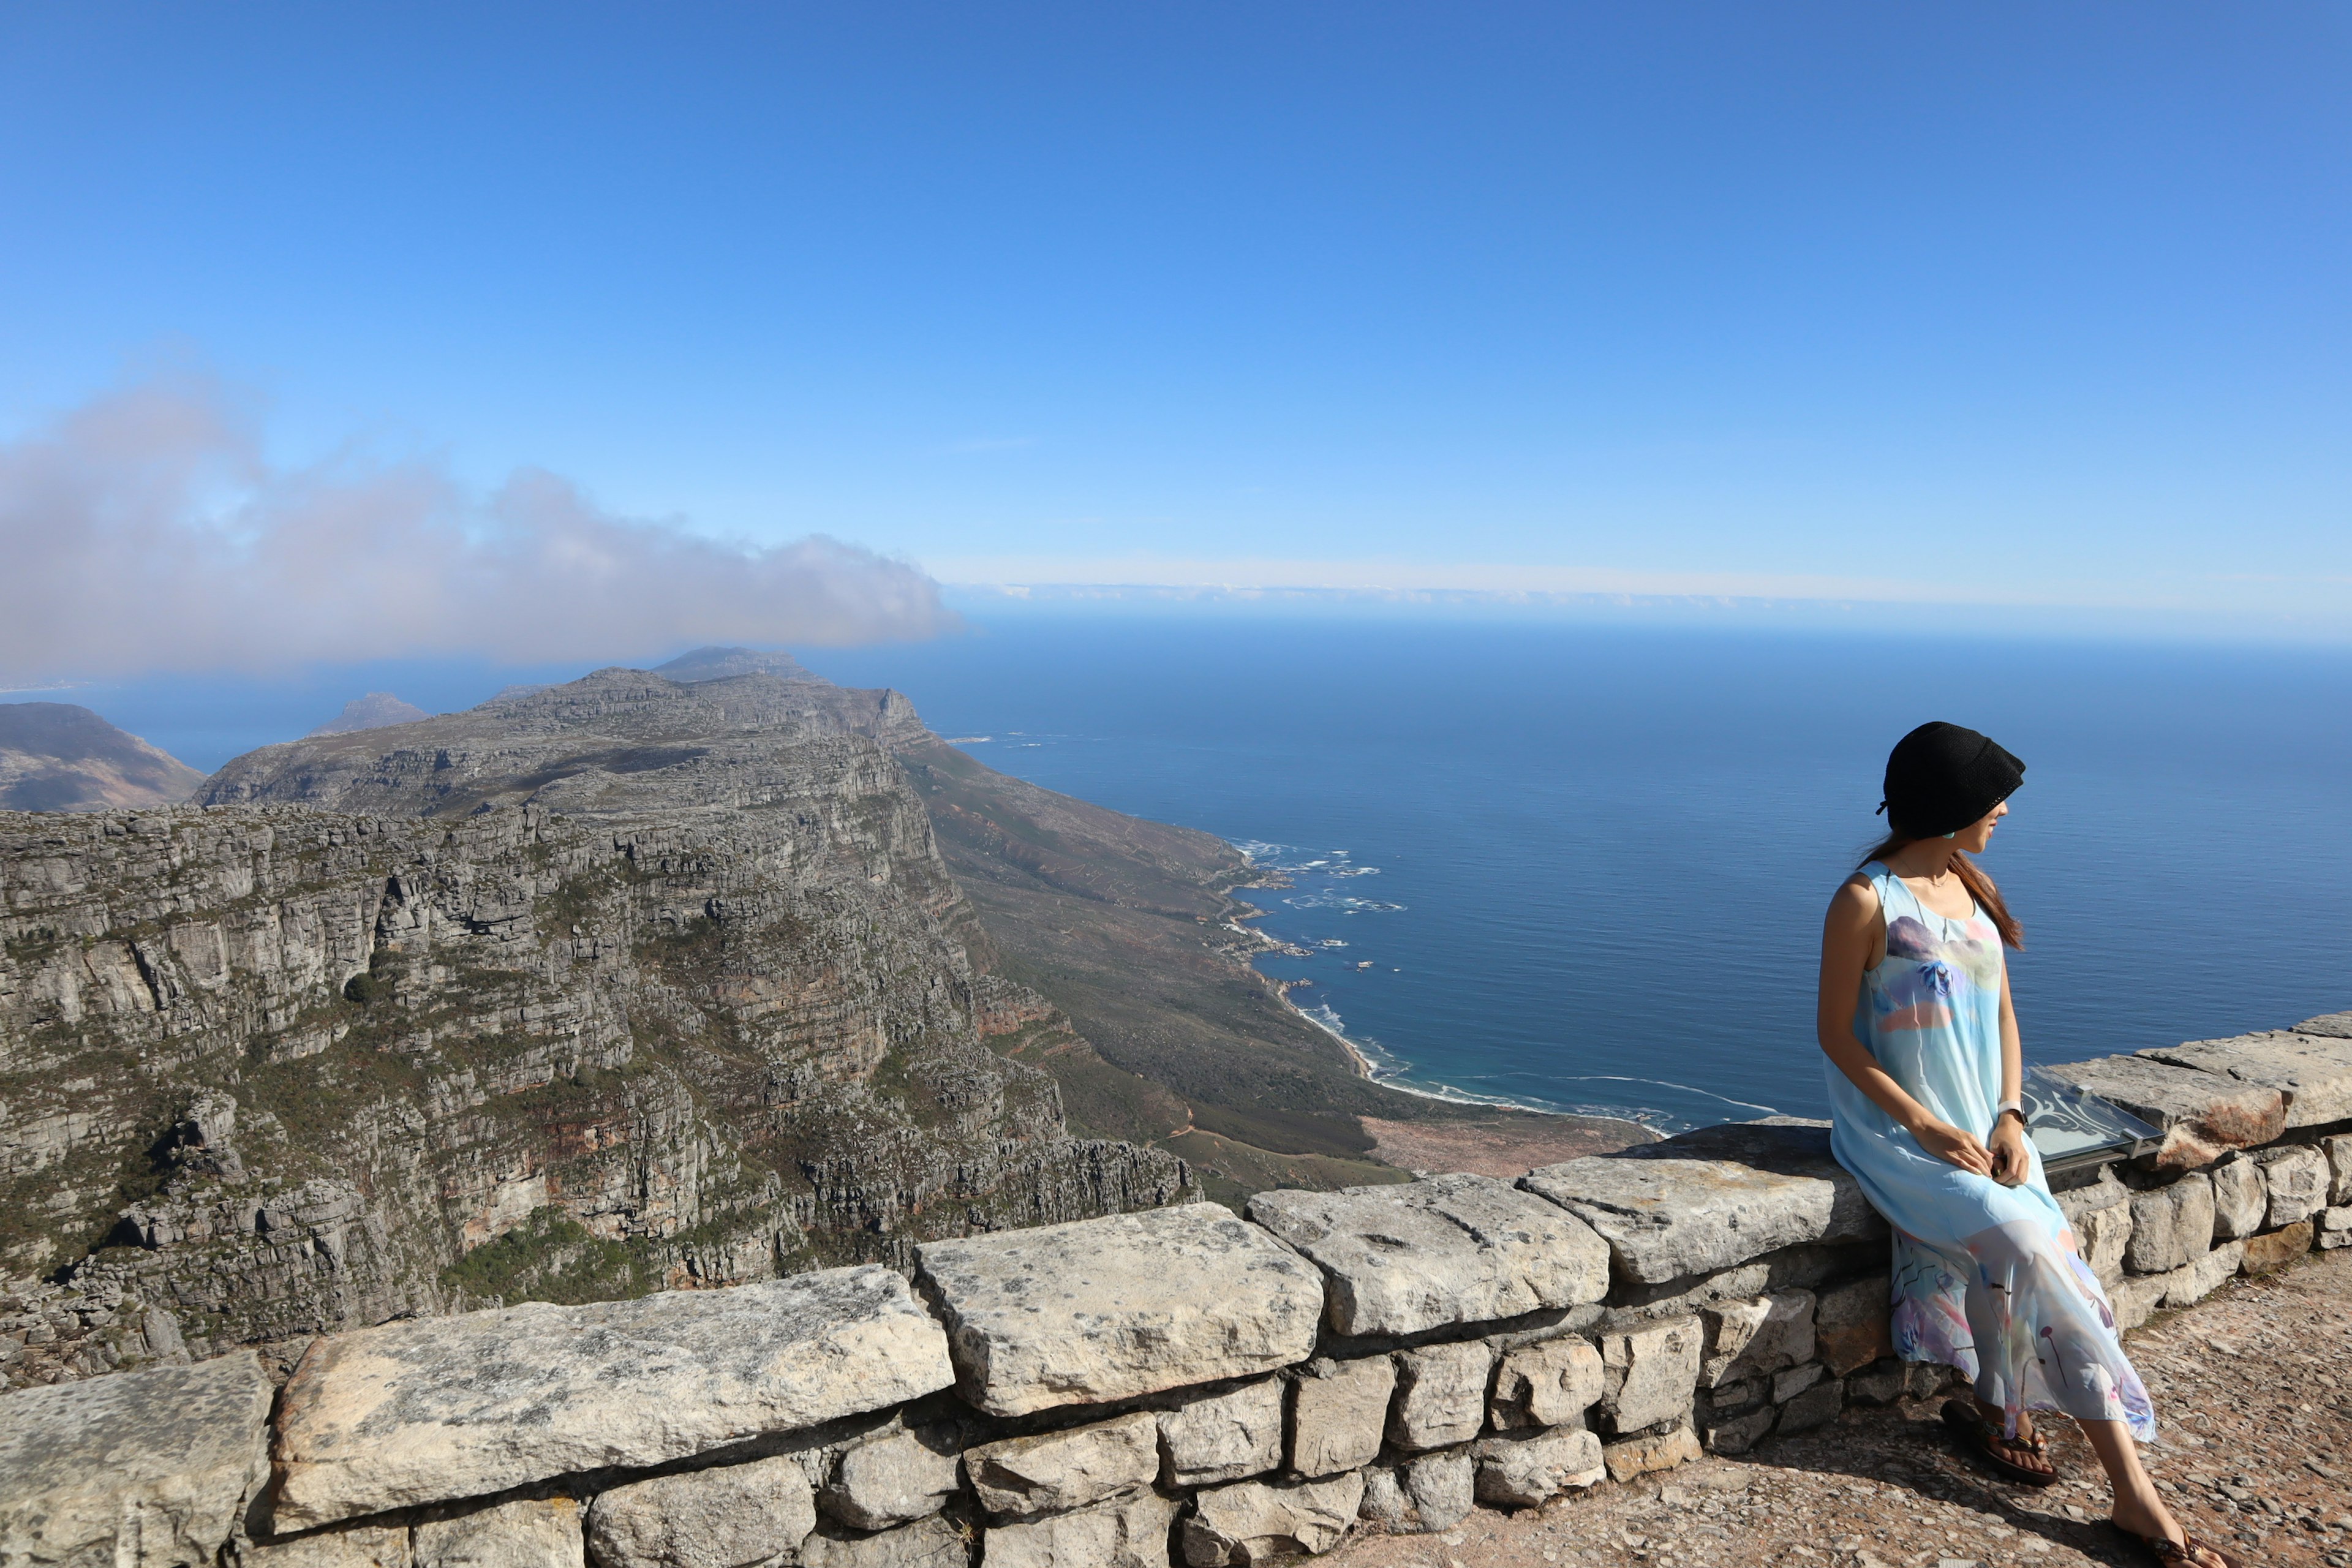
top-left (1327, 1245), bottom-right (2352, 1568)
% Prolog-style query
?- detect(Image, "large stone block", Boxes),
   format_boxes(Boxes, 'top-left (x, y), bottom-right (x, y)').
top-left (1519, 1120), bottom-right (1880, 1285)
top-left (2160, 1240), bottom-right (2247, 1308)
top-left (586, 1457), bottom-right (816, 1568)
top-left (2209, 1158), bottom-right (2269, 1242)
top-left (2326, 1134), bottom-right (2352, 1205)
top-left (1490, 1336), bottom-right (1604, 1431)
top-left (1776, 1380), bottom-right (1842, 1435)
top-left (980, 1491), bottom-right (1173, 1568)
top-left (2054, 1169), bottom-right (2133, 1283)
top-left (1287, 1357), bottom-right (1394, 1479)
top-left (2142, 1031), bottom-right (2352, 1129)
top-left (1697, 1291), bottom-right (1814, 1387)
top-left (2125, 1175), bottom-right (2214, 1276)
top-left (2108, 1273), bottom-right (2168, 1333)
top-left (0, 1352), bottom-right (273, 1568)
top-left (1599, 1316), bottom-right (1701, 1433)
top-left (1812, 1277), bottom-right (1892, 1375)
top-left (914, 1205), bottom-right (1321, 1419)
top-left (2300, 1010), bottom-right (2352, 1038)
top-left (2241, 1221), bottom-right (2313, 1274)
top-left (1469, 1427), bottom-right (1604, 1507)
top-left (1155, 1381), bottom-right (1283, 1489)
top-left (2260, 1145), bottom-right (2331, 1228)
top-left (963, 1413), bottom-right (1159, 1520)
top-left (1246, 1174), bottom-right (1607, 1337)
top-left (1358, 1450), bottom-right (1472, 1536)
top-left (244, 1525), bottom-right (413, 1568)
top-left (1181, 1474), bottom-right (1362, 1566)
top-left (1386, 1341), bottom-right (1491, 1452)
top-left (1601, 1423), bottom-right (1700, 1483)
top-left (413, 1499), bottom-right (584, 1568)
top-left (2044, 1056), bottom-right (2283, 1168)
top-left (273, 1268), bottom-right (954, 1529)
top-left (1701, 1408), bottom-right (1775, 1456)
top-left (800, 1515), bottom-right (973, 1568)
top-left (823, 1429), bottom-right (963, 1532)
top-left (2318, 1205), bottom-right (2352, 1251)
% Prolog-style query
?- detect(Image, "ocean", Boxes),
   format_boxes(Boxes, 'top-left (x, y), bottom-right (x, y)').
top-left (27, 614), bottom-right (2352, 1132)
top-left (812, 614), bottom-right (2352, 1130)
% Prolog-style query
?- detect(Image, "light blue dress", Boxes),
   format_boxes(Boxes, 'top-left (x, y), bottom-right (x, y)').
top-left (1825, 865), bottom-right (2154, 1439)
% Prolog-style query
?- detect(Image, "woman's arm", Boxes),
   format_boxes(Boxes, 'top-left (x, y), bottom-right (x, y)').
top-left (1817, 876), bottom-right (1994, 1176)
top-left (1986, 962), bottom-right (2030, 1185)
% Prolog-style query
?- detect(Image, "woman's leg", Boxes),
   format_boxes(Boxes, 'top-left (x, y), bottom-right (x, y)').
top-left (2079, 1419), bottom-right (2226, 1566)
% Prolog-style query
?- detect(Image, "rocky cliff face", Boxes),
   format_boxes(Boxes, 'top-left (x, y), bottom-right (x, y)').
top-left (1, 669), bottom-right (1190, 1382)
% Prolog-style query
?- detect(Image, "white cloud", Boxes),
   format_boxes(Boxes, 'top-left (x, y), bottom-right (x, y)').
top-left (0, 372), bottom-right (956, 682)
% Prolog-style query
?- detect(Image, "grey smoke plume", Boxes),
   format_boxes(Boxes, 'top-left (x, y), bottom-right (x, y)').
top-left (0, 372), bottom-right (957, 682)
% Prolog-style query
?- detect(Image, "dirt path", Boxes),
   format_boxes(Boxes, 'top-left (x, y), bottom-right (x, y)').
top-left (1327, 1245), bottom-right (2352, 1568)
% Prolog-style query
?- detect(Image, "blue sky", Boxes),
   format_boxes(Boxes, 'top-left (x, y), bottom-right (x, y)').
top-left (3, 2), bottom-right (2350, 647)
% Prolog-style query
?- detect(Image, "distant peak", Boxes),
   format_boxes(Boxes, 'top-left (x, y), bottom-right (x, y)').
top-left (308, 692), bottom-right (432, 737)
top-left (650, 646), bottom-right (819, 684)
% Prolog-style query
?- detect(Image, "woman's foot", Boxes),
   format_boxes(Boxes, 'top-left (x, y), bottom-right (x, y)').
top-left (1976, 1399), bottom-right (2056, 1480)
top-left (1940, 1398), bottom-right (2059, 1485)
top-left (2109, 1497), bottom-right (2242, 1568)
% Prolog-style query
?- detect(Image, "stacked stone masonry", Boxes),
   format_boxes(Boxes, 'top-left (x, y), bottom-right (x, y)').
top-left (7, 1011), bottom-right (2351, 1567)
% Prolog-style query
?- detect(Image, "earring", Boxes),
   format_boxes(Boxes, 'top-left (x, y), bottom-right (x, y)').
top-left (1942, 832), bottom-right (1957, 840)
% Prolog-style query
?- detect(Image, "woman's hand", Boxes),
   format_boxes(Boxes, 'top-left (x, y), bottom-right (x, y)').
top-left (1988, 1113), bottom-right (2032, 1187)
top-left (1910, 1117), bottom-right (1994, 1176)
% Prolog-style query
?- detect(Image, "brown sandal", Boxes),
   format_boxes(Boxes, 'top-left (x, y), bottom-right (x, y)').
top-left (2111, 1523), bottom-right (2246, 1567)
top-left (1939, 1398), bottom-right (2059, 1486)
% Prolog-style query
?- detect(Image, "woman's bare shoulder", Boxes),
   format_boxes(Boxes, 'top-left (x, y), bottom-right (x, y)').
top-left (1826, 872), bottom-right (1881, 918)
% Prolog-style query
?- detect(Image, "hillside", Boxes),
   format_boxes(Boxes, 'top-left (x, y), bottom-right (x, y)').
top-left (0, 701), bottom-right (204, 811)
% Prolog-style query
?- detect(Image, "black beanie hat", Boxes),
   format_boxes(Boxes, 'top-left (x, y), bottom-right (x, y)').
top-left (1879, 722), bottom-right (2026, 839)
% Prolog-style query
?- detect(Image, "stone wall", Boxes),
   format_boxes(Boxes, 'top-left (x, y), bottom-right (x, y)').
top-left (8, 1011), bottom-right (2350, 1568)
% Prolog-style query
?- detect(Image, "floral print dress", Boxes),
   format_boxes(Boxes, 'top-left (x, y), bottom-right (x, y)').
top-left (1825, 866), bottom-right (2155, 1440)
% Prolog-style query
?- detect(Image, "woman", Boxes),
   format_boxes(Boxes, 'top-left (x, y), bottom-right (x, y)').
top-left (1817, 722), bottom-right (2237, 1568)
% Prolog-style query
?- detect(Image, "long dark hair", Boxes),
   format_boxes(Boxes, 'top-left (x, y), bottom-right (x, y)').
top-left (1858, 831), bottom-right (2023, 949)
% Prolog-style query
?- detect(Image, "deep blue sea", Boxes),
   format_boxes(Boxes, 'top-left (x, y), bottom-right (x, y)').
top-left (22, 616), bottom-right (2352, 1131)
top-left (813, 616), bottom-right (2352, 1129)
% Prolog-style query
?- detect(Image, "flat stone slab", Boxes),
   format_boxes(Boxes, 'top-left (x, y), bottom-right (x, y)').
top-left (2141, 1032), bottom-right (2352, 1129)
top-left (1246, 1173), bottom-right (1608, 1336)
top-left (2295, 1011), bottom-right (2352, 1038)
top-left (273, 1266), bottom-right (954, 1529)
top-left (1519, 1120), bottom-right (1882, 1286)
top-left (913, 1203), bottom-right (1322, 1417)
top-left (0, 1352), bottom-right (273, 1568)
top-left (2046, 1054), bottom-right (2285, 1166)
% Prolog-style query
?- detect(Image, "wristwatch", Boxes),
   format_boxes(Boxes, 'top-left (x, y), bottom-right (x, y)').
top-left (1994, 1098), bottom-right (2025, 1126)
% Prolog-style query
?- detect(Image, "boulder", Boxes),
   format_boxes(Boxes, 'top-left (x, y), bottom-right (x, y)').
top-left (2327, 1134), bottom-right (2352, 1205)
top-left (0, 1352), bottom-right (273, 1568)
top-left (799, 1515), bottom-right (973, 1568)
top-left (979, 1491), bottom-right (1173, 1568)
top-left (2125, 1175), bottom-right (2214, 1276)
top-left (585, 1458), bottom-right (815, 1568)
top-left (2209, 1158), bottom-right (2269, 1242)
top-left (1599, 1317), bottom-right (1702, 1433)
top-left (1697, 1291), bottom-right (1814, 1387)
top-left (1359, 1450), bottom-right (1472, 1536)
top-left (2260, 1145), bottom-right (2331, 1228)
top-left (413, 1499), bottom-right (584, 1568)
top-left (2299, 1010), bottom-right (2352, 1038)
top-left (1490, 1336), bottom-right (1604, 1431)
top-left (913, 1205), bottom-right (1321, 1419)
top-left (2053, 1170), bottom-right (2134, 1282)
top-left (823, 1429), bottom-right (963, 1532)
top-left (2318, 1206), bottom-right (2352, 1251)
top-left (245, 1525), bottom-right (412, 1568)
top-left (2160, 1240), bottom-right (2247, 1309)
top-left (1387, 1341), bottom-right (1492, 1451)
top-left (962, 1412), bottom-right (1159, 1520)
top-left (1701, 1407), bottom-right (1775, 1456)
top-left (1602, 1423), bottom-right (1700, 1482)
top-left (2108, 1273), bottom-right (2169, 1333)
top-left (1155, 1380), bottom-right (1283, 1489)
top-left (2241, 1221), bottom-right (2313, 1274)
top-left (1469, 1427), bottom-right (1604, 1507)
top-left (1246, 1175), bottom-right (1607, 1336)
top-left (1287, 1356), bottom-right (1395, 1478)
top-left (2043, 1056), bottom-right (2283, 1168)
top-left (1771, 1363), bottom-right (1823, 1403)
top-left (2141, 1032), bottom-right (2352, 1129)
top-left (1182, 1474), bottom-right (1363, 1565)
top-left (1777, 1381), bottom-right (1842, 1435)
top-left (1811, 1277), bottom-right (1892, 1376)
top-left (273, 1268), bottom-right (954, 1529)
top-left (1520, 1121), bottom-right (1880, 1286)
